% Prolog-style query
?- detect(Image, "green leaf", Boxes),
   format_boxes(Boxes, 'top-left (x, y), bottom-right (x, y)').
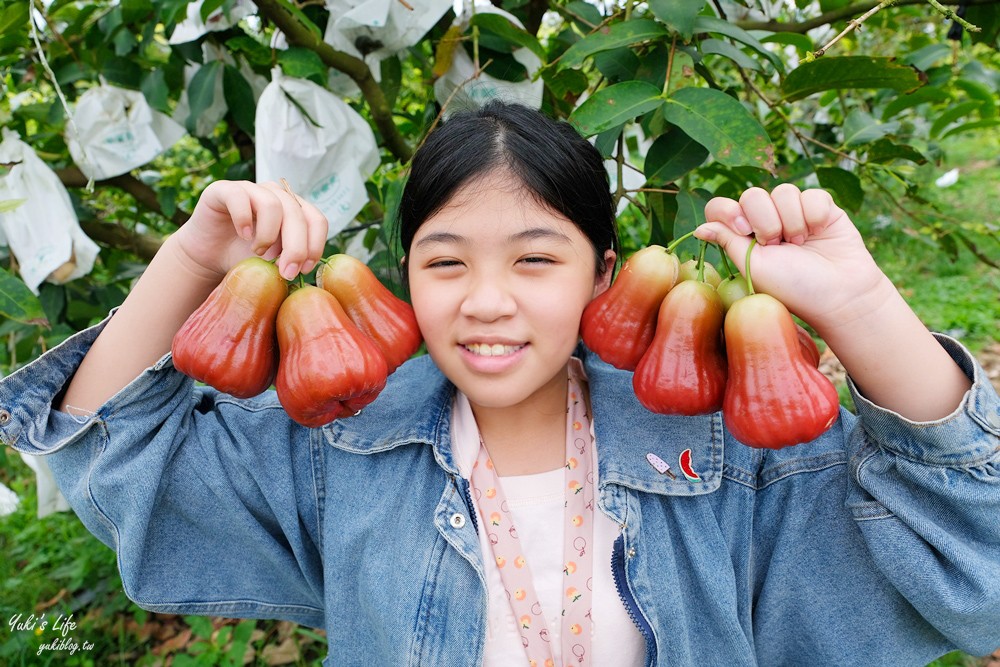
top-left (569, 81), bottom-right (664, 137)
top-left (842, 108), bottom-right (900, 147)
top-left (930, 100), bottom-right (983, 138)
top-left (0, 270), bottom-right (48, 327)
top-left (594, 125), bottom-right (623, 159)
top-left (223, 64), bottom-right (256, 136)
top-left (112, 25), bottom-right (138, 56)
top-left (186, 61), bottom-right (223, 134)
top-left (941, 118), bottom-right (1000, 140)
top-left (647, 190), bottom-right (678, 247)
top-left (141, 68), bottom-right (171, 113)
top-left (0, 199), bottom-right (26, 213)
top-left (101, 56), bottom-right (142, 88)
top-left (902, 43), bottom-right (950, 71)
top-left (673, 189), bottom-right (710, 256)
top-left (644, 126), bottom-right (709, 185)
top-left (955, 78), bottom-right (997, 119)
top-left (760, 32), bottom-right (814, 56)
top-left (664, 49), bottom-right (696, 95)
top-left (647, 0), bottom-right (705, 40)
top-left (470, 13), bottom-right (546, 62)
top-left (594, 48), bottom-right (641, 83)
top-left (562, 1), bottom-right (602, 29)
top-left (700, 38), bottom-right (762, 72)
top-left (121, 0), bottom-right (155, 24)
top-left (0, 2), bottom-right (29, 38)
top-left (226, 35), bottom-right (274, 67)
top-left (200, 0), bottom-right (227, 23)
top-left (278, 47), bottom-right (328, 85)
top-left (816, 167), bottom-right (863, 212)
top-left (273, 0), bottom-right (323, 40)
top-left (663, 87), bottom-right (775, 171)
top-left (692, 16), bottom-right (784, 74)
top-left (557, 20), bottom-right (668, 71)
top-left (880, 86), bottom-right (950, 120)
top-left (782, 56), bottom-right (924, 102)
top-left (966, 4), bottom-right (1000, 46)
top-left (544, 68), bottom-right (589, 100)
top-left (865, 139), bottom-right (927, 165)
top-left (380, 56), bottom-right (402, 109)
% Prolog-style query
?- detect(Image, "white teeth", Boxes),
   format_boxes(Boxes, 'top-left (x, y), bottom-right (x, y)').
top-left (464, 343), bottom-right (524, 357)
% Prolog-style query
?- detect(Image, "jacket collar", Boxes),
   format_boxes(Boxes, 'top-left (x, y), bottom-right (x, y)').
top-left (322, 346), bottom-right (723, 497)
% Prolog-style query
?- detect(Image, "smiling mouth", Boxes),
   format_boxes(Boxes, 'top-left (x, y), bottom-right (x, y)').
top-left (462, 343), bottom-right (526, 357)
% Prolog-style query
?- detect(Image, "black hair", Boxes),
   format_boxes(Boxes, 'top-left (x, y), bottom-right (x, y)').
top-left (396, 101), bottom-right (619, 279)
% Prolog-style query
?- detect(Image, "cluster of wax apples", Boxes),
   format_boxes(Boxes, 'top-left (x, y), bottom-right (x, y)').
top-left (581, 244), bottom-right (839, 449)
top-left (171, 255), bottom-right (422, 427)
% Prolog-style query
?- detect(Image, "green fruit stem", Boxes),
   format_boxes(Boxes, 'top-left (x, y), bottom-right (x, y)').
top-left (718, 248), bottom-right (735, 279)
top-left (696, 240), bottom-right (708, 283)
top-left (666, 230), bottom-right (696, 254)
top-left (744, 238), bottom-right (758, 295)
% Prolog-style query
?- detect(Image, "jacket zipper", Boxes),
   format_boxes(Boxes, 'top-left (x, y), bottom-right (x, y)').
top-left (612, 533), bottom-right (657, 667)
top-left (456, 475), bottom-right (480, 535)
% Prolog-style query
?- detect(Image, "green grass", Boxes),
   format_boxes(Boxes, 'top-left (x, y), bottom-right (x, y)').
top-left (859, 133), bottom-right (1000, 355)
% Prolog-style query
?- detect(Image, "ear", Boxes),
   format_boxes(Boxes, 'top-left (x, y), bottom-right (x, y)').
top-left (592, 249), bottom-right (617, 298)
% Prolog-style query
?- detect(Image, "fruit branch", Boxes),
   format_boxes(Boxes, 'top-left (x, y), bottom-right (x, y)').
top-left (925, 0), bottom-right (981, 31)
top-left (734, 0), bottom-right (995, 33)
top-left (251, 0), bottom-right (414, 163)
top-left (806, 0), bottom-right (898, 61)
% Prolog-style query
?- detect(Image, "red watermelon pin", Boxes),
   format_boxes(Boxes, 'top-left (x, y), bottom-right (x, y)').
top-left (678, 448), bottom-right (701, 482)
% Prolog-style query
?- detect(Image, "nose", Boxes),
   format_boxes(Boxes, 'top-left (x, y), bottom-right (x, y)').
top-left (459, 273), bottom-right (517, 322)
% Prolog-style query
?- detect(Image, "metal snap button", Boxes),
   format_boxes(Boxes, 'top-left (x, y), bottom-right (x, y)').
top-left (0, 410), bottom-right (10, 425)
top-left (449, 513), bottom-right (466, 529)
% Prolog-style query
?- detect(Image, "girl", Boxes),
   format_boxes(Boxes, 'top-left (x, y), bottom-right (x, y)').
top-left (2, 102), bottom-right (999, 667)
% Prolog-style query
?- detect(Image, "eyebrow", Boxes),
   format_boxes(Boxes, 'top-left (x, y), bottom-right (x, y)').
top-left (413, 227), bottom-right (573, 250)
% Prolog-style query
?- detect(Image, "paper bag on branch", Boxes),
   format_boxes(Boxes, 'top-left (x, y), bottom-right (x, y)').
top-left (169, 0), bottom-right (254, 44)
top-left (433, 4), bottom-right (543, 114)
top-left (324, 0), bottom-right (453, 79)
top-left (255, 68), bottom-right (379, 238)
top-left (0, 128), bottom-right (100, 293)
top-left (66, 84), bottom-right (186, 181)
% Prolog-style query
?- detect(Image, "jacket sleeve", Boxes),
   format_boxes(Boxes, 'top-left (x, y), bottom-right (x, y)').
top-left (844, 334), bottom-right (1000, 655)
top-left (0, 312), bottom-right (326, 628)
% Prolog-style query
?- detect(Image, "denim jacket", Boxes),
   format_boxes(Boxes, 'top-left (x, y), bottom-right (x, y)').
top-left (2, 312), bottom-right (999, 667)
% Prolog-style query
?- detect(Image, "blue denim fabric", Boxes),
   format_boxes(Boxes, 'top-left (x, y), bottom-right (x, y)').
top-left (1, 311), bottom-right (999, 667)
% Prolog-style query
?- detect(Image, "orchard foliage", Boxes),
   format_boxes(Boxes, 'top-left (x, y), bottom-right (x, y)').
top-left (0, 0), bottom-right (998, 373)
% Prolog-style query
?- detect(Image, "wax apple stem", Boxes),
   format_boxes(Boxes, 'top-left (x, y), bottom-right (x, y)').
top-left (744, 238), bottom-right (758, 295)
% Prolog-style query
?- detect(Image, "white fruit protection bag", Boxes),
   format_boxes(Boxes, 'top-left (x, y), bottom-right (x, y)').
top-left (254, 68), bottom-right (380, 238)
top-left (66, 83), bottom-right (186, 181)
top-left (324, 0), bottom-right (453, 78)
top-left (0, 128), bottom-right (100, 293)
top-left (168, 0), bottom-right (255, 44)
top-left (433, 3), bottom-right (543, 114)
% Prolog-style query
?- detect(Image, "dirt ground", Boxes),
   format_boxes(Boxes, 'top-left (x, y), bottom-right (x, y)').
top-left (820, 341), bottom-right (1000, 398)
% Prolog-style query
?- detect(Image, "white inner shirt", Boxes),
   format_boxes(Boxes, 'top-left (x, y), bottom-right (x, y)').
top-left (452, 391), bottom-right (646, 667)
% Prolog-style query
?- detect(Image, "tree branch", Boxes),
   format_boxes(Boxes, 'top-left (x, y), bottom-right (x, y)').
top-left (56, 167), bottom-right (189, 227)
top-left (56, 167), bottom-right (182, 262)
top-left (735, 0), bottom-right (999, 33)
top-left (79, 220), bottom-right (163, 262)
top-left (252, 0), bottom-right (414, 163)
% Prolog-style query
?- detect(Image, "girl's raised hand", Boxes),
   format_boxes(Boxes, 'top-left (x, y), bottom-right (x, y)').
top-left (695, 185), bottom-right (893, 334)
top-left (174, 180), bottom-right (329, 281)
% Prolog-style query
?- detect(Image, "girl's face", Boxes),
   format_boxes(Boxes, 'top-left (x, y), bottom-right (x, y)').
top-left (407, 173), bottom-right (614, 413)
